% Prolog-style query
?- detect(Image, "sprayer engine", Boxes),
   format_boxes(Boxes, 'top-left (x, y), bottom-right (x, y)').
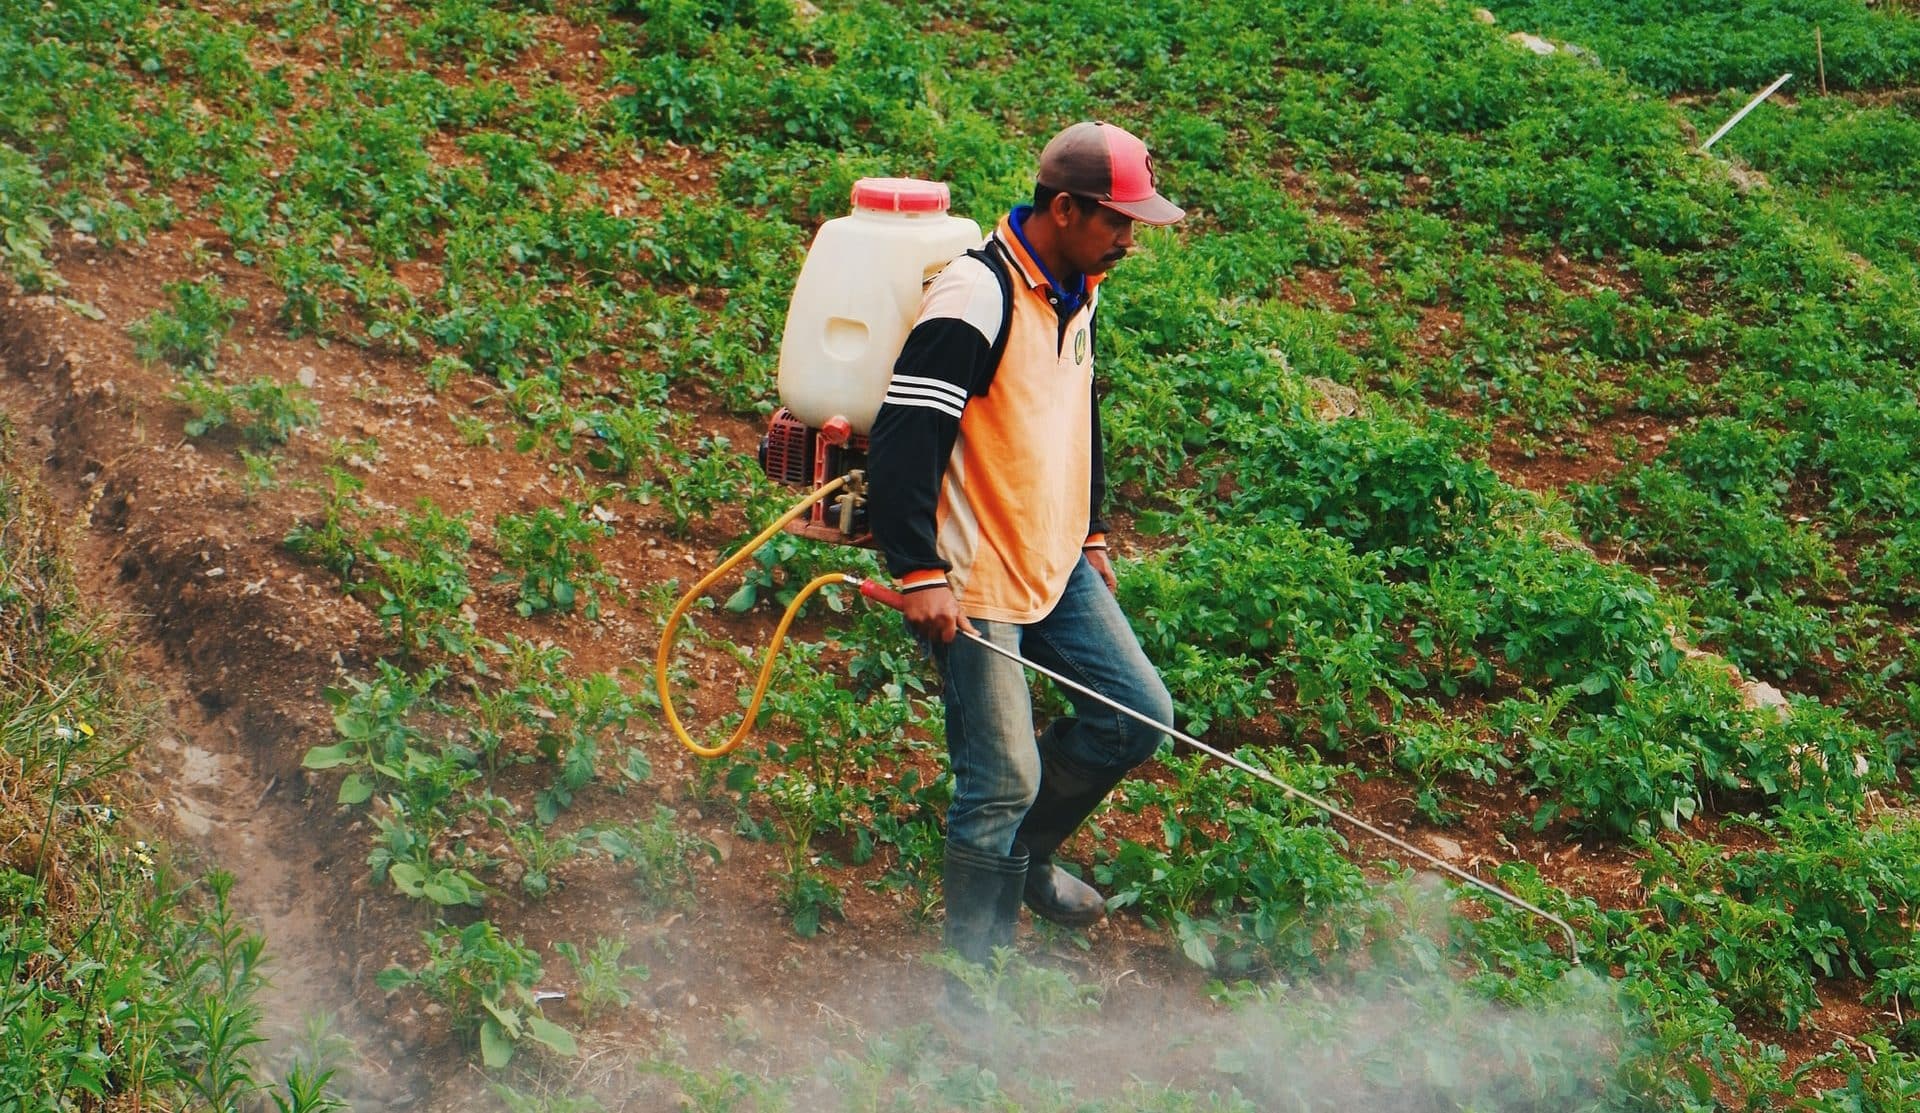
top-left (757, 409), bottom-right (871, 545)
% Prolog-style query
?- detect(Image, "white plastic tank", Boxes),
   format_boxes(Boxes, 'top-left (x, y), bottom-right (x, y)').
top-left (777, 178), bottom-right (983, 434)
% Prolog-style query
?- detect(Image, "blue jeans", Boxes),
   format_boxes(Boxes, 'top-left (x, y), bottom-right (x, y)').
top-left (931, 557), bottom-right (1173, 858)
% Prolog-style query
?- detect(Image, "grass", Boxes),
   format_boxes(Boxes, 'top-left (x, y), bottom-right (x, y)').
top-left (0, 416), bottom-right (340, 1110)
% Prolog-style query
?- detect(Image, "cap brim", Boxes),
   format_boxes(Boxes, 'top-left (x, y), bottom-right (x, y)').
top-left (1101, 193), bottom-right (1185, 226)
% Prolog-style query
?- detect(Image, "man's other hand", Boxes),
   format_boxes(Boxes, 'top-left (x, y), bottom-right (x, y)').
top-left (902, 585), bottom-right (978, 644)
top-left (1086, 548), bottom-right (1117, 593)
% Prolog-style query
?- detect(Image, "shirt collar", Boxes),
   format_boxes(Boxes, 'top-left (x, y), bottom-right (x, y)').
top-left (1006, 205), bottom-right (1087, 314)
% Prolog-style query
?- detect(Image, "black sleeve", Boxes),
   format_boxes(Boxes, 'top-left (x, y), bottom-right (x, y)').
top-left (1089, 374), bottom-right (1110, 540)
top-left (867, 317), bottom-right (997, 583)
top-left (1087, 311), bottom-right (1109, 541)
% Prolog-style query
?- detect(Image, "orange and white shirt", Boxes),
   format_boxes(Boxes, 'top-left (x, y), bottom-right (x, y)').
top-left (868, 211), bottom-right (1110, 624)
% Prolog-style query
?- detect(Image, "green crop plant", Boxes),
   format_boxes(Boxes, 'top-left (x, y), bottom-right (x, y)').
top-left (170, 374), bottom-right (320, 447)
top-left (643, 432), bottom-right (761, 537)
top-left (376, 920), bottom-right (577, 1068)
top-left (504, 822), bottom-right (584, 900)
top-left (552, 937), bottom-right (649, 1021)
top-left (303, 659), bottom-right (501, 907)
top-left (1468, 526), bottom-right (1681, 702)
top-left (722, 527), bottom-right (872, 617)
top-left (531, 668), bottom-right (643, 824)
top-left (763, 773), bottom-right (844, 938)
top-left (493, 501), bottom-right (616, 619)
top-left (1513, 660), bottom-right (1742, 837)
top-left (928, 948), bottom-right (1103, 1044)
top-left (748, 641), bottom-right (931, 936)
top-left (583, 400), bottom-right (675, 477)
top-left (1120, 516), bottom-right (1413, 743)
top-left (1405, 559), bottom-right (1495, 696)
top-left (365, 748), bottom-right (501, 909)
top-left (1513, 656), bottom-right (1880, 840)
top-left (359, 500), bottom-right (477, 657)
top-left (1639, 837), bottom-right (1846, 1031)
top-left (129, 275), bottom-right (247, 374)
top-left (303, 660), bottom-right (447, 804)
top-left (1098, 751), bottom-right (1368, 974)
top-left (591, 807), bottom-right (719, 914)
top-left (1390, 710), bottom-right (1510, 825)
top-left (284, 466), bottom-right (370, 579)
top-left (404, 0), bottom-right (533, 65)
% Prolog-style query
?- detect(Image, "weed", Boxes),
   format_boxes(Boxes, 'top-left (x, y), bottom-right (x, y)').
top-left (506, 823), bottom-right (583, 899)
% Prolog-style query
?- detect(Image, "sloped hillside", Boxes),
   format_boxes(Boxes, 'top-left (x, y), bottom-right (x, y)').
top-left (3, 0), bottom-right (1918, 1109)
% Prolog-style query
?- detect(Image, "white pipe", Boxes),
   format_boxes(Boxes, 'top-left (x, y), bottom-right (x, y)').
top-left (1701, 73), bottom-right (1794, 151)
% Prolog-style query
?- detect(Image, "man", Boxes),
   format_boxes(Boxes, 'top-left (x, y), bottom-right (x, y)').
top-left (867, 121), bottom-right (1183, 982)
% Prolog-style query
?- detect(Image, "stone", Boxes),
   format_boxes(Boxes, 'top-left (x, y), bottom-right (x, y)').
top-left (1741, 680), bottom-right (1792, 720)
top-left (1305, 376), bottom-right (1363, 420)
top-left (297, 365), bottom-right (318, 389)
top-left (1727, 164), bottom-right (1773, 194)
top-left (1472, 7), bottom-right (1495, 23)
top-left (1507, 31), bottom-right (1556, 55)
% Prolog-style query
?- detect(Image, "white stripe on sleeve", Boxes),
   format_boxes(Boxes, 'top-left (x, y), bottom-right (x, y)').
top-left (889, 374), bottom-right (968, 406)
top-left (881, 394), bottom-right (965, 419)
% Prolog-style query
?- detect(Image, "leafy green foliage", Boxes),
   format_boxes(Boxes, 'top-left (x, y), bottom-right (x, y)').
top-left (592, 806), bottom-right (719, 913)
top-left (1504, 657), bottom-right (1880, 838)
top-left (288, 495), bottom-right (476, 657)
top-left (1488, 0), bottom-right (1920, 94)
top-left (553, 937), bottom-right (650, 1021)
top-left (130, 276), bottom-right (247, 373)
top-left (1391, 712), bottom-right (1510, 825)
top-left (170, 374), bottom-right (319, 446)
top-left (493, 501), bottom-right (616, 618)
top-left (14, 0), bottom-right (1920, 1097)
top-left (1121, 517), bottom-right (1412, 742)
top-left (1097, 752), bottom-right (1371, 974)
top-left (376, 921), bottom-right (576, 1068)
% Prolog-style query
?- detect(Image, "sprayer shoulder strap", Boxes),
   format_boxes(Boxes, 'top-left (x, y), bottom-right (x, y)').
top-left (963, 239), bottom-right (1015, 389)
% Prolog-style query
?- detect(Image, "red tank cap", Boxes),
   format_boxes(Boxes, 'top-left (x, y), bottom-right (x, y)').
top-left (851, 177), bottom-right (951, 214)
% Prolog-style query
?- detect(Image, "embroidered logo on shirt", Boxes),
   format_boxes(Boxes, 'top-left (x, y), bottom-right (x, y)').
top-left (1073, 327), bottom-right (1088, 365)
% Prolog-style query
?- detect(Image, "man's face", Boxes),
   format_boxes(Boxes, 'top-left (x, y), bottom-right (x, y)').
top-left (1057, 197), bottom-right (1136, 277)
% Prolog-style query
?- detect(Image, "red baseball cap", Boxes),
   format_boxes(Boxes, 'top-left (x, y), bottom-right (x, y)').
top-left (1036, 121), bottom-right (1185, 226)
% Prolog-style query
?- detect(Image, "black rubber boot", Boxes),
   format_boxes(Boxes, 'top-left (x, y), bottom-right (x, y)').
top-left (1015, 720), bottom-right (1129, 927)
top-left (941, 840), bottom-right (1029, 966)
top-left (938, 841), bottom-right (1028, 1042)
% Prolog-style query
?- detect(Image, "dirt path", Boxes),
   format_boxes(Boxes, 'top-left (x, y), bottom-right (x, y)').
top-left (0, 293), bottom-right (426, 1108)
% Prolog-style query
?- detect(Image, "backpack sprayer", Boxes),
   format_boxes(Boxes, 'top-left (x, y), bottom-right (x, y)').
top-left (653, 178), bottom-right (1581, 962)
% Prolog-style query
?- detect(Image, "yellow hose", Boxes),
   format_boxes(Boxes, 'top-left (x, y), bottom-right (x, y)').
top-left (656, 476), bottom-right (851, 759)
